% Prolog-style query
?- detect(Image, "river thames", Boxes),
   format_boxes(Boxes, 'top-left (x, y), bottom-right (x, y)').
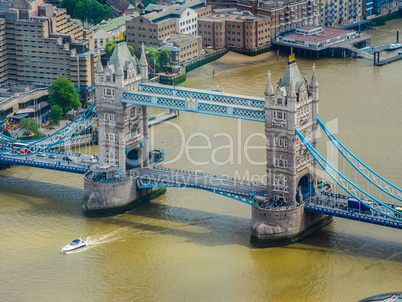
top-left (1, 19), bottom-right (402, 302)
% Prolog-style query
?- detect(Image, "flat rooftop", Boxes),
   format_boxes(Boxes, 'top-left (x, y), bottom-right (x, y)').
top-left (285, 26), bottom-right (353, 43)
top-left (199, 12), bottom-right (269, 22)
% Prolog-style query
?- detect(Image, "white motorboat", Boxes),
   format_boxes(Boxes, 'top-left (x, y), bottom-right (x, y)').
top-left (61, 238), bottom-right (86, 253)
top-left (386, 43), bottom-right (402, 51)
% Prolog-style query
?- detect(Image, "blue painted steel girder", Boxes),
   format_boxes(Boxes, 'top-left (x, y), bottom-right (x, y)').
top-left (138, 83), bottom-right (265, 109)
top-left (305, 204), bottom-right (402, 229)
top-left (122, 91), bottom-right (265, 122)
top-left (0, 156), bottom-right (89, 174)
top-left (137, 177), bottom-right (257, 205)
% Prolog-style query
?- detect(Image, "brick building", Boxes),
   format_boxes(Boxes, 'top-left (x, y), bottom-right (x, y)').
top-left (237, 0), bottom-right (320, 36)
top-left (198, 10), bottom-right (270, 51)
top-left (125, 0), bottom-right (211, 53)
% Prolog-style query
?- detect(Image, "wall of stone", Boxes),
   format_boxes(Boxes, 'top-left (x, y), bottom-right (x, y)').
top-left (250, 204), bottom-right (332, 247)
top-left (83, 173), bottom-right (138, 210)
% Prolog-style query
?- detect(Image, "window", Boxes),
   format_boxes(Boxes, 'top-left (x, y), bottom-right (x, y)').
top-left (130, 107), bottom-right (137, 119)
top-left (273, 111), bottom-right (286, 120)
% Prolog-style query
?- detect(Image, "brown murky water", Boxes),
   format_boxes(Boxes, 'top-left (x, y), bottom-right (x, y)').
top-left (1, 19), bottom-right (402, 302)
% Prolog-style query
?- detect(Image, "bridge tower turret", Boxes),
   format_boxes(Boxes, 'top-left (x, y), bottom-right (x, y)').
top-left (251, 51), bottom-right (331, 247)
top-left (83, 33), bottom-right (158, 216)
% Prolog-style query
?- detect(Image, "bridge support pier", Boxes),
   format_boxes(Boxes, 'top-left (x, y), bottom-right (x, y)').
top-left (250, 205), bottom-right (332, 247)
top-left (83, 169), bottom-right (165, 217)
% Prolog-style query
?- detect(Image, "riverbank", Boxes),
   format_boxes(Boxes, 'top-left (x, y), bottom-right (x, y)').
top-left (186, 50), bottom-right (277, 80)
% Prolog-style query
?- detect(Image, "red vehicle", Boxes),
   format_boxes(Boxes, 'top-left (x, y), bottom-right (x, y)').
top-left (11, 142), bottom-right (31, 154)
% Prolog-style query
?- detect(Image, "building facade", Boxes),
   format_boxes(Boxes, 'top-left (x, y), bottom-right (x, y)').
top-left (198, 10), bottom-right (270, 50)
top-left (125, 0), bottom-right (211, 53)
top-left (237, 0), bottom-right (320, 36)
top-left (320, 0), bottom-right (363, 27)
top-left (161, 33), bottom-right (202, 63)
top-left (0, 0), bottom-right (98, 104)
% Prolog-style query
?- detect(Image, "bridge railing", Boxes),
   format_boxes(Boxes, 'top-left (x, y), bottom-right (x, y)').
top-left (149, 166), bottom-right (266, 188)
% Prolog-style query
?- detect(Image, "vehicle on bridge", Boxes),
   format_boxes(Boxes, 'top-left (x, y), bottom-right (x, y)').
top-left (48, 154), bottom-right (58, 159)
top-left (63, 156), bottom-right (73, 162)
top-left (347, 198), bottom-right (371, 213)
top-left (11, 142), bottom-right (31, 154)
top-left (395, 207), bottom-right (402, 218)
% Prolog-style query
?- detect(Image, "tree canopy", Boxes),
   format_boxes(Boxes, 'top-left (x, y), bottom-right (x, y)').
top-left (61, 0), bottom-right (113, 24)
top-left (50, 105), bottom-right (64, 124)
top-left (48, 78), bottom-right (81, 115)
top-left (145, 47), bottom-right (171, 69)
top-left (20, 118), bottom-right (39, 136)
top-left (105, 39), bottom-right (135, 58)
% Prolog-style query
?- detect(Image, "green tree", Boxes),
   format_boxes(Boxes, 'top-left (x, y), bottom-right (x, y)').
top-left (61, 0), bottom-right (77, 16)
top-left (158, 48), bottom-right (170, 68)
top-left (105, 39), bottom-right (134, 58)
top-left (50, 105), bottom-right (63, 124)
top-left (48, 78), bottom-right (81, 115)
top-left (2, 129), bottom-right (11, 137)
top-left (73, 0), bottom-right (88, 23)
top-left (63, 0), bottom-right (113, 24)
top-left (20, 118), bottom-right (39, 136)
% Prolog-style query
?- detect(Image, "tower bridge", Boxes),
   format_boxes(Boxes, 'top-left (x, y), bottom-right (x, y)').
top-left (1, 37), bottom-right (402, 247)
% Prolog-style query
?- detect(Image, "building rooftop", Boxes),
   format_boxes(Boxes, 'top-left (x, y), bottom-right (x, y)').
top-left (92, 13), bottom-right (139, 33)
top-left (109, 37), bottom-right (136, 72)
top-left (199, 11), bottom-right (268, 22)
top-left (166, 33), bottom-right (201, 45)
top-left (141, 0), bottom-right (204, 22)
top-left (285, 26), bottom-right (353, 43)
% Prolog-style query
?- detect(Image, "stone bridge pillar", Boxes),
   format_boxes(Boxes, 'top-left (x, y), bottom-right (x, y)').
top-left (83, 39), bottom-right (163, 216)
top-left (251, 52), bottom-right (332, 247)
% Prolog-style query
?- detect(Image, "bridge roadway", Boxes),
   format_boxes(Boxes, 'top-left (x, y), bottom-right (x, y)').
top-left (2, 149), bottom-right (402, 229)
top-left (303, 192), bottom-right (402, 229)
top-left (133, 167), bottom-right (267, 204)
top-left (0, 143), bottom-right (96, 174)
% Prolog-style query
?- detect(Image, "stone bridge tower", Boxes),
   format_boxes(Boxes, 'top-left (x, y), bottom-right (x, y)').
top-left (95, 37), bottom-right (149, 174)
top-left (83, 37), bottom-right (161, 216)
top-left (251, 51), bottom-right (332, 247)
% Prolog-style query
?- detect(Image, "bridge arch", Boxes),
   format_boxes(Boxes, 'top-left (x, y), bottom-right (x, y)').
top-left (296, 174), bottom-right (314, 202)
top-left (127, 149), bottom-right (140, 167)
